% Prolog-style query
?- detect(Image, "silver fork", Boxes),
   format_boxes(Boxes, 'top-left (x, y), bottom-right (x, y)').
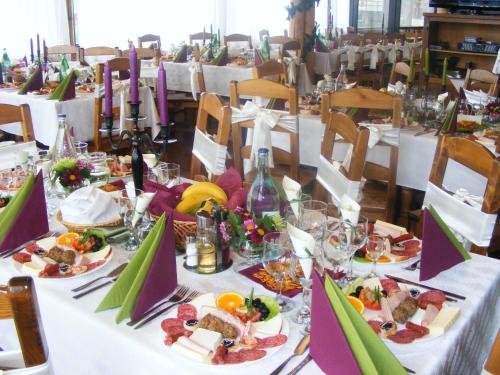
top-left (126, 285), bottom-right (189, 326)
top-left (133, 290), bottom-right (200, 330)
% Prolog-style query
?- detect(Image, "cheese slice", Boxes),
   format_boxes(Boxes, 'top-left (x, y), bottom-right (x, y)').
top-left (171, 341), bottom-right (210, 363)
top-left (428, 307), bottom-right (460, 336)
top-left (21, 262), bottom-right (43, 277)
top-left (374, 220), bottom-right (407, 237)
top-left (30, 254), bottom-right (56, 268)
top-left (252, 313), bottom-right (282, 336)
top-left (190, 328), bottom-right (222, 353)
top-left (176, 336), bottom-right (211, 357)
top-left (190, 293), bottom-right (216, 319)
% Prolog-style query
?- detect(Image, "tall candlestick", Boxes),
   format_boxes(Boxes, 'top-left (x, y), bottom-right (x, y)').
top-left (104, 62), bottom-right (113, 117)
top-left (441, 57), bottom-right (448, 87)
top-left (30, 38), bottom-right (34, 63)
top-left (43, 40), bottom-right (47, 64)
top-left (408, 52), bottom-right (415, 84)
top-left (203, 27), bottom-right (206, 46)
top-left (36, 34), bottom-right (40, 62)
top-left (157, 63), bottom-right (168, 127)
top-left (129, 44), bottom-right (139, 104)
top-left (424, 48), bottom-right (429, 76)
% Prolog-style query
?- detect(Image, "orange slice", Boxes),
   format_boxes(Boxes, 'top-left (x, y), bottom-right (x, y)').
top-left (347, 296), bottom-right (365, 314)
top-left (216, 292), bottom-right (245, 314)
top-left (56, 232), bottom-right (79, 249)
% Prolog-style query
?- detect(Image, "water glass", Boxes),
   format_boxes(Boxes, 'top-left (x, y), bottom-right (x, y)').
top-left (322, 220), bottom-right (350, 279)
top-left (366, 234), bottom-right (385, 278)
top-left (88, 152), bottom-right (110, 186)
top-left (262, 232), bottom-right (296, 313)
top-left (74, 141), bottom-right (88, 157)
top-left (119, 189), bottom-right (144, 253)
top-left (151, 162), bottom-right (180, 188)
top-left (298, 200), bottom-right (328, 259)
top-left (342, 216), bottom-right (368, 282)
top-left (291, 251), bottom-right (316, 334)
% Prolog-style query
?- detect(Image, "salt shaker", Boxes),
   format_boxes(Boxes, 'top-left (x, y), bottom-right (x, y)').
top-left (185, 236), bottom-right (197, 269)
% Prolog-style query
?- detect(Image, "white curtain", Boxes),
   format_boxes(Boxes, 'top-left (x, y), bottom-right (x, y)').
top-left (0, 0), bottom-right (70, 60)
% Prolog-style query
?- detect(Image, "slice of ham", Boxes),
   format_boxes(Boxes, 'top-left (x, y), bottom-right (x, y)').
top-left (421, 304), bottom-right (440, 327)
top-left (387, 290), bottom-right (410, 311)
top-left (74, 254), bottom-right (90, 266)
top-left (380, 297), bottom-right (394, 322)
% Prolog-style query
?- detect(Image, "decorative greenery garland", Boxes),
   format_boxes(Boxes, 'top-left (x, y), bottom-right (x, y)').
top-left (286, 0), bottom-right (320, 20)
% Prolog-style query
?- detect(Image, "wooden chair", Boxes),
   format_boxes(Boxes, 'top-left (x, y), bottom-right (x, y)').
top-left (84, 46), bottom-right (120, 59)
top-left (280, 40), bottom-right (302, 59)
top-left (223, 34), bottom-right (252, 49)
top-left (229, 79), bottom-right (300, 182)
top-left (485, 330), bottom-right (500, 375)
top-left (0, 277), bottom-right (49, 371)
top-left (46, 44), bottom-right (82, 62)
top-left (428, 135), bottom-right (499, 254)
top-left (339, 34), bottom-right (363, 46)
top-left (313, 111), bottom-right (370, 210)
top-left (259, 29), bottom-right (270, 41)
top-left (463, 68), bottom-right (500, 97)
top-left (121, 47), bottom-right (155, 60)
top-left (190, 93), bottom-right (231, 181)
top-left (93, 57), bottom-right (135, 152)
top-left (322, 88), bottom-right (402, 222)
top-left (389, 61), bottom-right (411, 84)
top-left (189, 32), bottom-right (213, 46)
top-left (252, 59), bottom-right (288, 84)
top-left (354, 47), bottom-right (386, 88)
top-left (0, 104), bottom-right (35, 142)
top-left (138, 34), bottom-right (161, 50)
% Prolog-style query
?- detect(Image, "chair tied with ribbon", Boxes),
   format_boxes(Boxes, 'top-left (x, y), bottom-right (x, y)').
top-left (283, 56), bottom-right (299, 84)
top-left (192, 128), bottom-right (228, 178)
top-left (346, 45), bottom-right (362, 71)
top-left (188, 60), bottom-right (203, 100)
top-left (365, 43), bottom-right (383, 70)
top-left (231, 101), bottom-right (297, 168)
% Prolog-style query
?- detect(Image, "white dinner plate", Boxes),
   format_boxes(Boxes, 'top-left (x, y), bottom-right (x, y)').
top-left (0, 141), bottom-right (16, 148)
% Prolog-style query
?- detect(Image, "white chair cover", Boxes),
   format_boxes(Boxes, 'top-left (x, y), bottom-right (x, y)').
top-left (317, 155), bottom-right (362, 206)
top-left (231, 101), bottom-right (297, 168)
top-left (346, 45), bottom-right (362, 71)
top-left (283, 57), bottom-right (298, 84)
top-left (192, 128), bottom-right (228, 177)
top-left (493, 49), bottom-right (500, 74)
top-left (387, 41), bottom-right (403, 64)
top-left (423, 182), bottom-right (497, 247)
top-left (188, 61), bottom-right (203, 100)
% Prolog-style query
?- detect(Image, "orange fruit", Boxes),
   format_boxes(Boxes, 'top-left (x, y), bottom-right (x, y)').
top-left (347, 296), bottom-right (365, 314)
top-left (56, 232), bottom-right (80, 249)
top-left (216, 292), bottom-right (245, 314)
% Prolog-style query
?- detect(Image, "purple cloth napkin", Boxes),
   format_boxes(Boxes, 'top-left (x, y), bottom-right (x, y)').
top-left (419, 208), bottom-right (468, 281)
top-left (215, 167), bottom-right (242, 199)
top-left (238, 263), bottom-right (302, 297)
top-left (110, 179), bottom-right (126, 190)
top-left (144, 180), bottom-right (195, 222)
top-left (310, 270), bottom-right (362, 375)
top-left (63, 74), bottom-right (76, 100)
top-left (131, 212), bottom-right (177, 321)
top-left (0, 172), bottom-right (49, 253)
top-left (254, 49), bottom-right (263, 66)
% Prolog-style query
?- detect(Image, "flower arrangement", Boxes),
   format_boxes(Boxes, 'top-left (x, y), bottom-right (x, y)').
top-left (226, 207), bottom-right (285, 246)
top-left (52, 158), bottom-right (92, 191)
top-left (485, 101), bottom-right (500, 124)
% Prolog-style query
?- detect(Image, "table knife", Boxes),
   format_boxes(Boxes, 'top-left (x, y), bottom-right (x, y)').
top-left (2, 231), bottom-right (56, 258)
top-left (385, 274), bottom-right (466, 300)
top-left (286, 354), bottom-right (312, 375)
top-left (72, 277), bottom-right (117, 299)
top-left (414, 128), bottom-right (433, 136)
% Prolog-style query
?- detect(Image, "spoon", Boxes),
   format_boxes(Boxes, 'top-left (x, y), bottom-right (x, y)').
top-left (269, 334), bottom-right (310, 375)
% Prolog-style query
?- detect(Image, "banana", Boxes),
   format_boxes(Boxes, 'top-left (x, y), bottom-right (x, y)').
top-left (181, 182), bottom-right (227, 204)
top-left (176, 194), bottom-right (223, 214)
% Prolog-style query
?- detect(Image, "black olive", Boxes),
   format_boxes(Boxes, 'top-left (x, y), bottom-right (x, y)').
top-left (355, 286), bottom-right (364, 294)
top-left (259, 316), bottom-right (265, 321)
top-left (252, 301), bottom-right (260, 307)
top-left (350, 292), bottom-right (357, 297)
top-left (410, 288), bottom-right (420, 298)
top-left (354, 250), bottom-right (365, 258)
top-left (185, 319), bottom-right (198, 326)
top-left (222, 339), bottom-right (234, 348)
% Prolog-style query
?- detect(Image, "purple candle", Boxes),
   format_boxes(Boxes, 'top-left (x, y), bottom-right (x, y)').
top-left (30, 38), bottom-right (34, 63)
top-left (129, 43), bottom-right (139, 104)
top-left (157, 63), bottom-right (168, 127)
top-left (43, 40), bottom-right (47, 64)
top-left (104, 62), bottom-right (113, 117)
top-left (36, 34), bottom-right (40, 62)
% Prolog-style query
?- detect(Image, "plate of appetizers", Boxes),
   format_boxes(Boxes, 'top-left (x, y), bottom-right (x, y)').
top-left (354, 221), bottom-right (421, 264)
top-left (161, 290), bottom-right (289, 366)
top-left (12, 230), bottom-right (113, 279)
top-left (345, 277), bottom-right (460, 345)
top-left (108, 155), bottom-right (132, 177)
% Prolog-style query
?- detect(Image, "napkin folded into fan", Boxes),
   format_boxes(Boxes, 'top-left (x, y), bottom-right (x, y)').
top-left (315, 36), bottom-right (330, 53)
top-left (0, 172), bottom-right (49, 254)
top-left (211, 46), bottom-right (229, 66)
top-left (174, 45), bottom-right (188, 63)
top-left (17, 66), bottom-right (43, 94)
top-left (254, 49), bottom-right (265, 66)
top-left (96, 213), bottom-right (178, 322)
top-left (310, 270), bottom-right (407, 375)
top-left (419, 205), bottom-right (471, 281)
top-left (48, 69), bottom-right (76, 101)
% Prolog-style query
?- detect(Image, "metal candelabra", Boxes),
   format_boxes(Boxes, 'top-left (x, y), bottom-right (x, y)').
top-left (102, 101), bottom-right (175, 191)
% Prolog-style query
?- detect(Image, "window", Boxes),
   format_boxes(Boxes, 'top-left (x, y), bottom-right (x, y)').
top-left (316, 0), bottom-right (351, 33)
top-left (400, 0), bottom-right (431, 28)
top-left (357, 0), bottom-right (387, 32)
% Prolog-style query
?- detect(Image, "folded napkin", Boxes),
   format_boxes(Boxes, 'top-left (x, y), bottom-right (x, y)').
top-left (131, 191), bottom-right (156, 227)
top-left (0, 172), bottom-right (49, 254)
top-left (493, 49), bottom-right (500, 74)
top-left (340, 194), bottom-right (360, 225)
top-left (144, 180), bottom-right (195, 222)
top-left (60, 185), bottom-right (121, 225)
top-left (282, 175), bottom-right (301, 218)
top-left (420, 205), bottom-right (471, 281)
top-left (287, 223), bottom-right (314, 279)
top-left (211, 46), bottom-right (228, 66)
top-left (254, 49), bottom-right (265, 66)
top-left (17, 66), bottom-right (43, 94)
top-left (174, 45), bottom-right (188, 63)
top-left (463, 88), bottom-right (494, 106)
top-left (215, 167), bottom-right (242, 199)
top-left (310, 271), bottom-right (407, 375)
top-left (96, 213), bottom-right (178, 322)
top-left (48, 69), bottom-right (76, 101)
top-left (315, 37), bottom-right (330, 53)
top-left (238, 263), bottom-right (302, 297)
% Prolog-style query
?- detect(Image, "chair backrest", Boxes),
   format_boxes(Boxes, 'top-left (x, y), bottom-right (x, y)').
top-left (0, 104), bottom-right (35, 142)
top-left (46, 44), bottom-right (82, 62)
top-left (485, 330), bottom-right (500, 375)
top-left (313, 111), bottom-right (370, 201)
top-left (389, 61), bottom-right (411, 84)
top-left (84, 46), bottom-right (120, 57)
top-left (229, 79), bottom-right (299, 180)
top-left (252, 59), bottom-right (287, 84)
top-left (0, 277), bottom-right (49, 368)
top-left (121, 47), bottom-right (155, 60)
top-left (137, 34), bottom-right (161, 50)
top-left (463, 68), bottom-right (500, 97)
top-left (339, 33), bottom-right (363, 46)
top-left (223, 34), bottom-right (252, 49)
top-left (281, 40), bottom-right (302, 59)
top-left (268, 36), bottom-right (294, 45)
top-left (363, 33), bottom-right (387, 44)
top-left (189, 32), bottom-right (213, 45)
top-left (259, 29), bottom-right (270, 41)
top-left (190, 93), bottom-right (231, 181)
top-left (93, 57), bottom-right (134, 151)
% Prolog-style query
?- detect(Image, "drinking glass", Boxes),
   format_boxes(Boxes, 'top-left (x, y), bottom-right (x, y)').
top-left (366, 234), bottom-right (385, 278)
top-left (322, 219), bottom-right (350, 282)
top-left (298, 200), bottom-right (328, 272)
top-left (291, 251), bottom-right (316, 334)
top-left (262, 232), bottom-right (296, 313)
top-left (152, 162), bottom-right (180, 188)
top-left (119, 189), bottom-right (144, 253)
top-left (88, 152), bottom-right (111, 186)
top-left (74, 141), bottom-right (88, 158)
top-left (35, 150), bottom-right (57, 216)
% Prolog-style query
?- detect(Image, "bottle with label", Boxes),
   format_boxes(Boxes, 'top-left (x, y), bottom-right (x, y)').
top-left (457, 88), bottom-right (470, 115)
top-left (335, 64), bottom-right (348, 91)
top-left (53, 114), bottom-right (77, 162)
top-left (247, 148), bottom-right (280, 218)
top-left (196, 211), bottom-right (216, 274)
top-left (2, 49), bottom-right (11, 82)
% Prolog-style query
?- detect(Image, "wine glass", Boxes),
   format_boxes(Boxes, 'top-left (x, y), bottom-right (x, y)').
top-left (262, 231), bottom-right (296, 313)
top-left (291, 251), bottom-right (316, 334)
top-left (152, 162), bottom-right (180, 188)
top-left (342, 216), bottom-right (368, 283)
top-left (119, 189), bottom-right (143, 253)
top-left (35, 150), bottom-right (57, 217)
top-left (322, 219), bottom-right (351, 283)
top-left (366, 234), bottom-right (385, 278)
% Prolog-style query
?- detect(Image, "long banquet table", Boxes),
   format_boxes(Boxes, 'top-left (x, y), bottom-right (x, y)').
top-left (0, 205), bottom-right (499, 375)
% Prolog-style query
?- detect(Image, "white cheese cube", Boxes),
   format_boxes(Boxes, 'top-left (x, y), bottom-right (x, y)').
top-left (252, 313), bottom-right (282, 336)
top-left (171, 341), bottom-right (210, 363)
top-left (176, 336), bottom-right (211, 357)
top-left (189, 328), bottom-right (222, 353)
top-left (31, 254), bottom-right (56, 268)
top-left (428, 307), bottom-right (460, 336)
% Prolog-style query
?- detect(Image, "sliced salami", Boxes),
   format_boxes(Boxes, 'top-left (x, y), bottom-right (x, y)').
top-left (387, 329), bottom-right (420, 344)
top-left (417, 291), bottom-right (446, 310)
top-left (177, 304), bottom-right (197, 320)
top-left (405, 321), bottom-right (430, 337)
top-left (211, 346), bottom-right (228, 365)
top-left (403, 239), bottom-right (421, 249)
top-left (163, 325), bottom-right (186, 337)
top-left (368, 320), bottom-right (383, 334)
top-left (86, 260), bottom-right (105, 271)
top-left (161, 318), bottom-right (184, 333)
top-left (256, 334), bottom-right (288, 349)
top-left (238, 349), bottom-right (267, 362)
top-left (224, 351), bottom-right (242, 364)
top-left (13, 253), bottom-right (31, 263)
top-left (163, 329), bottom-right (187, 345)
top-left (380, 279), bottom-right (400, 294)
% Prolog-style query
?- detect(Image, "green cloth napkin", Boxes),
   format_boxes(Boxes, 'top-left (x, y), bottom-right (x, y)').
top-left (324, 274), bottom-right (407, 375)
top-left (48, 69), bottom-right (76, 101)
top-left (428, 204), bottom-right (470, 260)
top-left (0, 174), bottom-right (34, 243)
top-left (174, 45), bottom-right (188, 63)
top-left (96, 214), bottom-right (166, 323)
top-left (96, 225), bottom-right (128, 238)
top-left (261, 37), bottom-right (270, 61)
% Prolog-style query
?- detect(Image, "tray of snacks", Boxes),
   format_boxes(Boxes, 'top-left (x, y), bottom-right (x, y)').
top-left (108, 155), bottom-right (132, 177)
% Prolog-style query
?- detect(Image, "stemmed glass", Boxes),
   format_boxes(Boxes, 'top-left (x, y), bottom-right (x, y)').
top-left (366, 234), bottom-right (385, 278)
top-left (291, 251), bottom-right (315, 334)
top-left (262, 231), bottom-right (296, 313)
top-left (119, 189), bottom-right (144, 253)
top-left (151, 162), bottom-right (180, 188)
top-left (35, 150), bottom-right (57, 216)
top-left (342, 216), bottom-right (368, 283)
top-left (322, 219), bottom-right (351, 284)
top-left (298, 200), bottom-right (328, 257)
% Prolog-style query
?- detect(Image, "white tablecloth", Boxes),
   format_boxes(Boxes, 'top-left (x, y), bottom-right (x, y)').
top-left (0, 87), bottom-right (158, 148)
top-left (0, 205), bottom-right (498, 375)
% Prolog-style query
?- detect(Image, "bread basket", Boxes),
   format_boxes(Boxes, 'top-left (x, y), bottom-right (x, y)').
top-left (56, 210), bottom-right (123, 233)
